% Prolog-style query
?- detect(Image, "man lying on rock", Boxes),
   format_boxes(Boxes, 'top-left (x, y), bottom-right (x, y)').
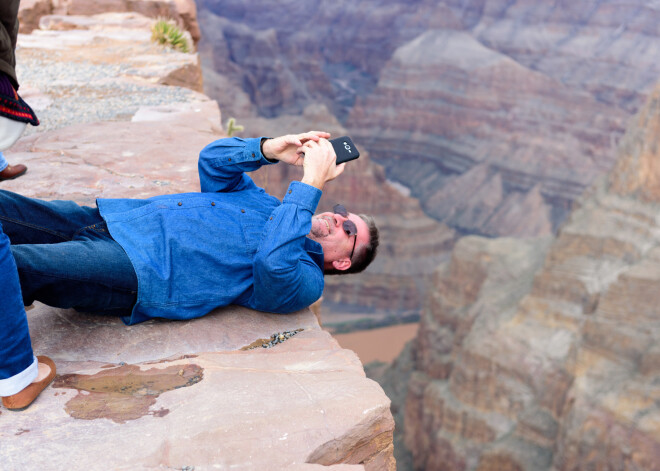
top-left (0, 131), bottom-right (379, 410)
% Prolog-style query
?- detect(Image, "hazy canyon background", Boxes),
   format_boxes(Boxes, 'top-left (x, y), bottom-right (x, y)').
top-left (194, 1), bottom-right (660, 470)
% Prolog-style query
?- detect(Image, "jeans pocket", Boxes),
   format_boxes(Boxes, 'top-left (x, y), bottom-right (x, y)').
top-left (74, 222), bottom-right (110, 239)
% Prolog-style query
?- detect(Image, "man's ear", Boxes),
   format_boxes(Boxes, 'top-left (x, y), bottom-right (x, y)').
top-left (332, 258), bottom-right (351, 271)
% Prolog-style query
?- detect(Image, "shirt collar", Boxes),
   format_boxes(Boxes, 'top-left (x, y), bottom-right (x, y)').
top-left (305, 238), bottom-right (324, 270)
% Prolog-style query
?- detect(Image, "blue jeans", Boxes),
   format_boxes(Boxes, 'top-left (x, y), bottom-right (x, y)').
top-left (0, 190), bottom-right (138, 392)
top-left (0, 190), bottom-right (138, 312)
top-left (0, 219), bottom-right (36, 395)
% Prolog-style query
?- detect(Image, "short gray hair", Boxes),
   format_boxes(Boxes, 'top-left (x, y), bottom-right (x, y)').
top-left (325, 214), bottom-right (379, 275)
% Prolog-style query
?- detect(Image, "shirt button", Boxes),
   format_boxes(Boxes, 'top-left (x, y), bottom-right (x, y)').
top-left (269, 217), bottom-right (273, 220)
top-left (288, 189), bottom-right (292, 194)
top-left (241, 209), bottom-right (246, 213)
top-left (228, 158), bottom-right (232, 162)
top-left (252, 152), bottom-right (255, 157)
top-left (211, 202), bottom-right (215, 206)
top-left (178, 202), bottom-right (182, 206)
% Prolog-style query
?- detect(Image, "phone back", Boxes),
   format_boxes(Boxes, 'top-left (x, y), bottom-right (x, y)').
top-left (330, 136), bottom-right (360, 164)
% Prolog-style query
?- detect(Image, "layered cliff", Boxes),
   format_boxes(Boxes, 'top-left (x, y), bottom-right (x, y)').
top-left (0, 7), bottom-right (395, 469)
top-left (396, 83), bottom-right (660, 470)
top-left (347, 29), bottom-right (624, 235)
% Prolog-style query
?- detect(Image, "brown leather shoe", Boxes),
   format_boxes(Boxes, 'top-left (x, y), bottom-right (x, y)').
top-left (0, 163), bottom-right (27, 181)
top-left (2, 356), bottom-right (56, 411)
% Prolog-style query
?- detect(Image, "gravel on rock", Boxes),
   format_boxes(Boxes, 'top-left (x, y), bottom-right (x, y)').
top-left (15, 43), bottom-right (204, 136)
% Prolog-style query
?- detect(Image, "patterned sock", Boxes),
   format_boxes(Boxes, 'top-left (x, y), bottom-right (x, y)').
top-left (0, 73), bottom-right (39, 126)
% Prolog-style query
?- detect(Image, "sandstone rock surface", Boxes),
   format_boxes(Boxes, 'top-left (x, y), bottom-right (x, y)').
top-left (0, 11), bottom-right (394, 470)
top-left (19, 0), bottom-right (201, 43)
top-left (1, 304), bottom-right (392, 471)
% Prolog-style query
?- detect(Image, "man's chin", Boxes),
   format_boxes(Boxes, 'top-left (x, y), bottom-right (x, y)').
top-left (309, 219), bottom-right (327, 239)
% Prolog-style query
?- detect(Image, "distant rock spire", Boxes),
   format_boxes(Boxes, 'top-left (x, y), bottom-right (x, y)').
top-left (609, 84), bottom-right (660, 202)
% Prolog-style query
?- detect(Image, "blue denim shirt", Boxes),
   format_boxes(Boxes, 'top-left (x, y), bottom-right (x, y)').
top-left (97, 137), bottom-right (325, 325)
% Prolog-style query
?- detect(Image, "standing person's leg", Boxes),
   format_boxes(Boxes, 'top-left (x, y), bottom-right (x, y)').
top-left (0, 0), bottom-right (38, 154)
top-left (0, 150), bottom-right (26, 180)
top-left (0, 220), bottom-right (55, 410)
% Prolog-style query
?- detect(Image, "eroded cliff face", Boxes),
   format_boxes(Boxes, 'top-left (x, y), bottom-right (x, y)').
top-left (196, 0), bottom-right (660, 237)
top-left (347, 29), bottom-right (625, 235)
top-left (1, 6), bottom-right (395, 469)
top-left (397, 84), bottom-right (660, 471)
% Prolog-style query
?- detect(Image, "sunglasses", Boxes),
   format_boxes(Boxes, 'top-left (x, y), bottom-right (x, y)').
top-left (333, 204), bottom-right (358, 261)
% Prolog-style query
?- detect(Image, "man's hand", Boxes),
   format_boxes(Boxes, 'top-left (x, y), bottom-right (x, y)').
top-left (261, 131), bottom-right (331, 166)
top-left (300, 138), bottom-right (345, 190)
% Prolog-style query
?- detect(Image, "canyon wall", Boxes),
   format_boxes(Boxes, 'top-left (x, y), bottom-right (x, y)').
top-left (347, 29), bottom-right (624, 235)
top-left (395, 83), bottom-right (660, 470)
top-left (196, 0), bottom-right (660, 237)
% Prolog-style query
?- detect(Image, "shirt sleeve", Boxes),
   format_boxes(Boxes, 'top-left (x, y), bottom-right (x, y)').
top-left (249, 181), bottom-right (325, 313)
top-left (198, 137), bottom-right (276, 193)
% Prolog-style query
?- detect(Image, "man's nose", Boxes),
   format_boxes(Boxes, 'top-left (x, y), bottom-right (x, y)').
top-left (334, 213), bottom-right (348, 225)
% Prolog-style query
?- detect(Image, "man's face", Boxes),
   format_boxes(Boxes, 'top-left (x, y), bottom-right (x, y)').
top-left (309, 207), bottom-right (370, 271)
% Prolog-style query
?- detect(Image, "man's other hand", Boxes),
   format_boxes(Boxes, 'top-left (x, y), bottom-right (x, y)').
top-left (261, 131), bottom-right (330, 166)
top-left (300, 138), bottom-right (346, 191)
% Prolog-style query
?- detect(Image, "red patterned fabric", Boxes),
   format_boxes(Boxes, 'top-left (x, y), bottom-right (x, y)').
top-left (0, 73), bottom-right (38, 126)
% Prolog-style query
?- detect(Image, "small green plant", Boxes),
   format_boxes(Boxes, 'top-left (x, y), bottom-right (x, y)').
top-left (226, 117), bottom-right (244, 137)
top-left (151, 18), bottom-right (190, 53)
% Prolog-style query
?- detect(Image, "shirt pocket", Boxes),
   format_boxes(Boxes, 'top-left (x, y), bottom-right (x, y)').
top-left (239, 218), bottom-right (264, 255)
top-left (237, 196), bottom-right (279, 256)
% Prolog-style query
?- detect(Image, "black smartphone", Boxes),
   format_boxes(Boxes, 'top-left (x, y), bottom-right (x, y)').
top-left (330, 136), bottom-right (360, 164)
